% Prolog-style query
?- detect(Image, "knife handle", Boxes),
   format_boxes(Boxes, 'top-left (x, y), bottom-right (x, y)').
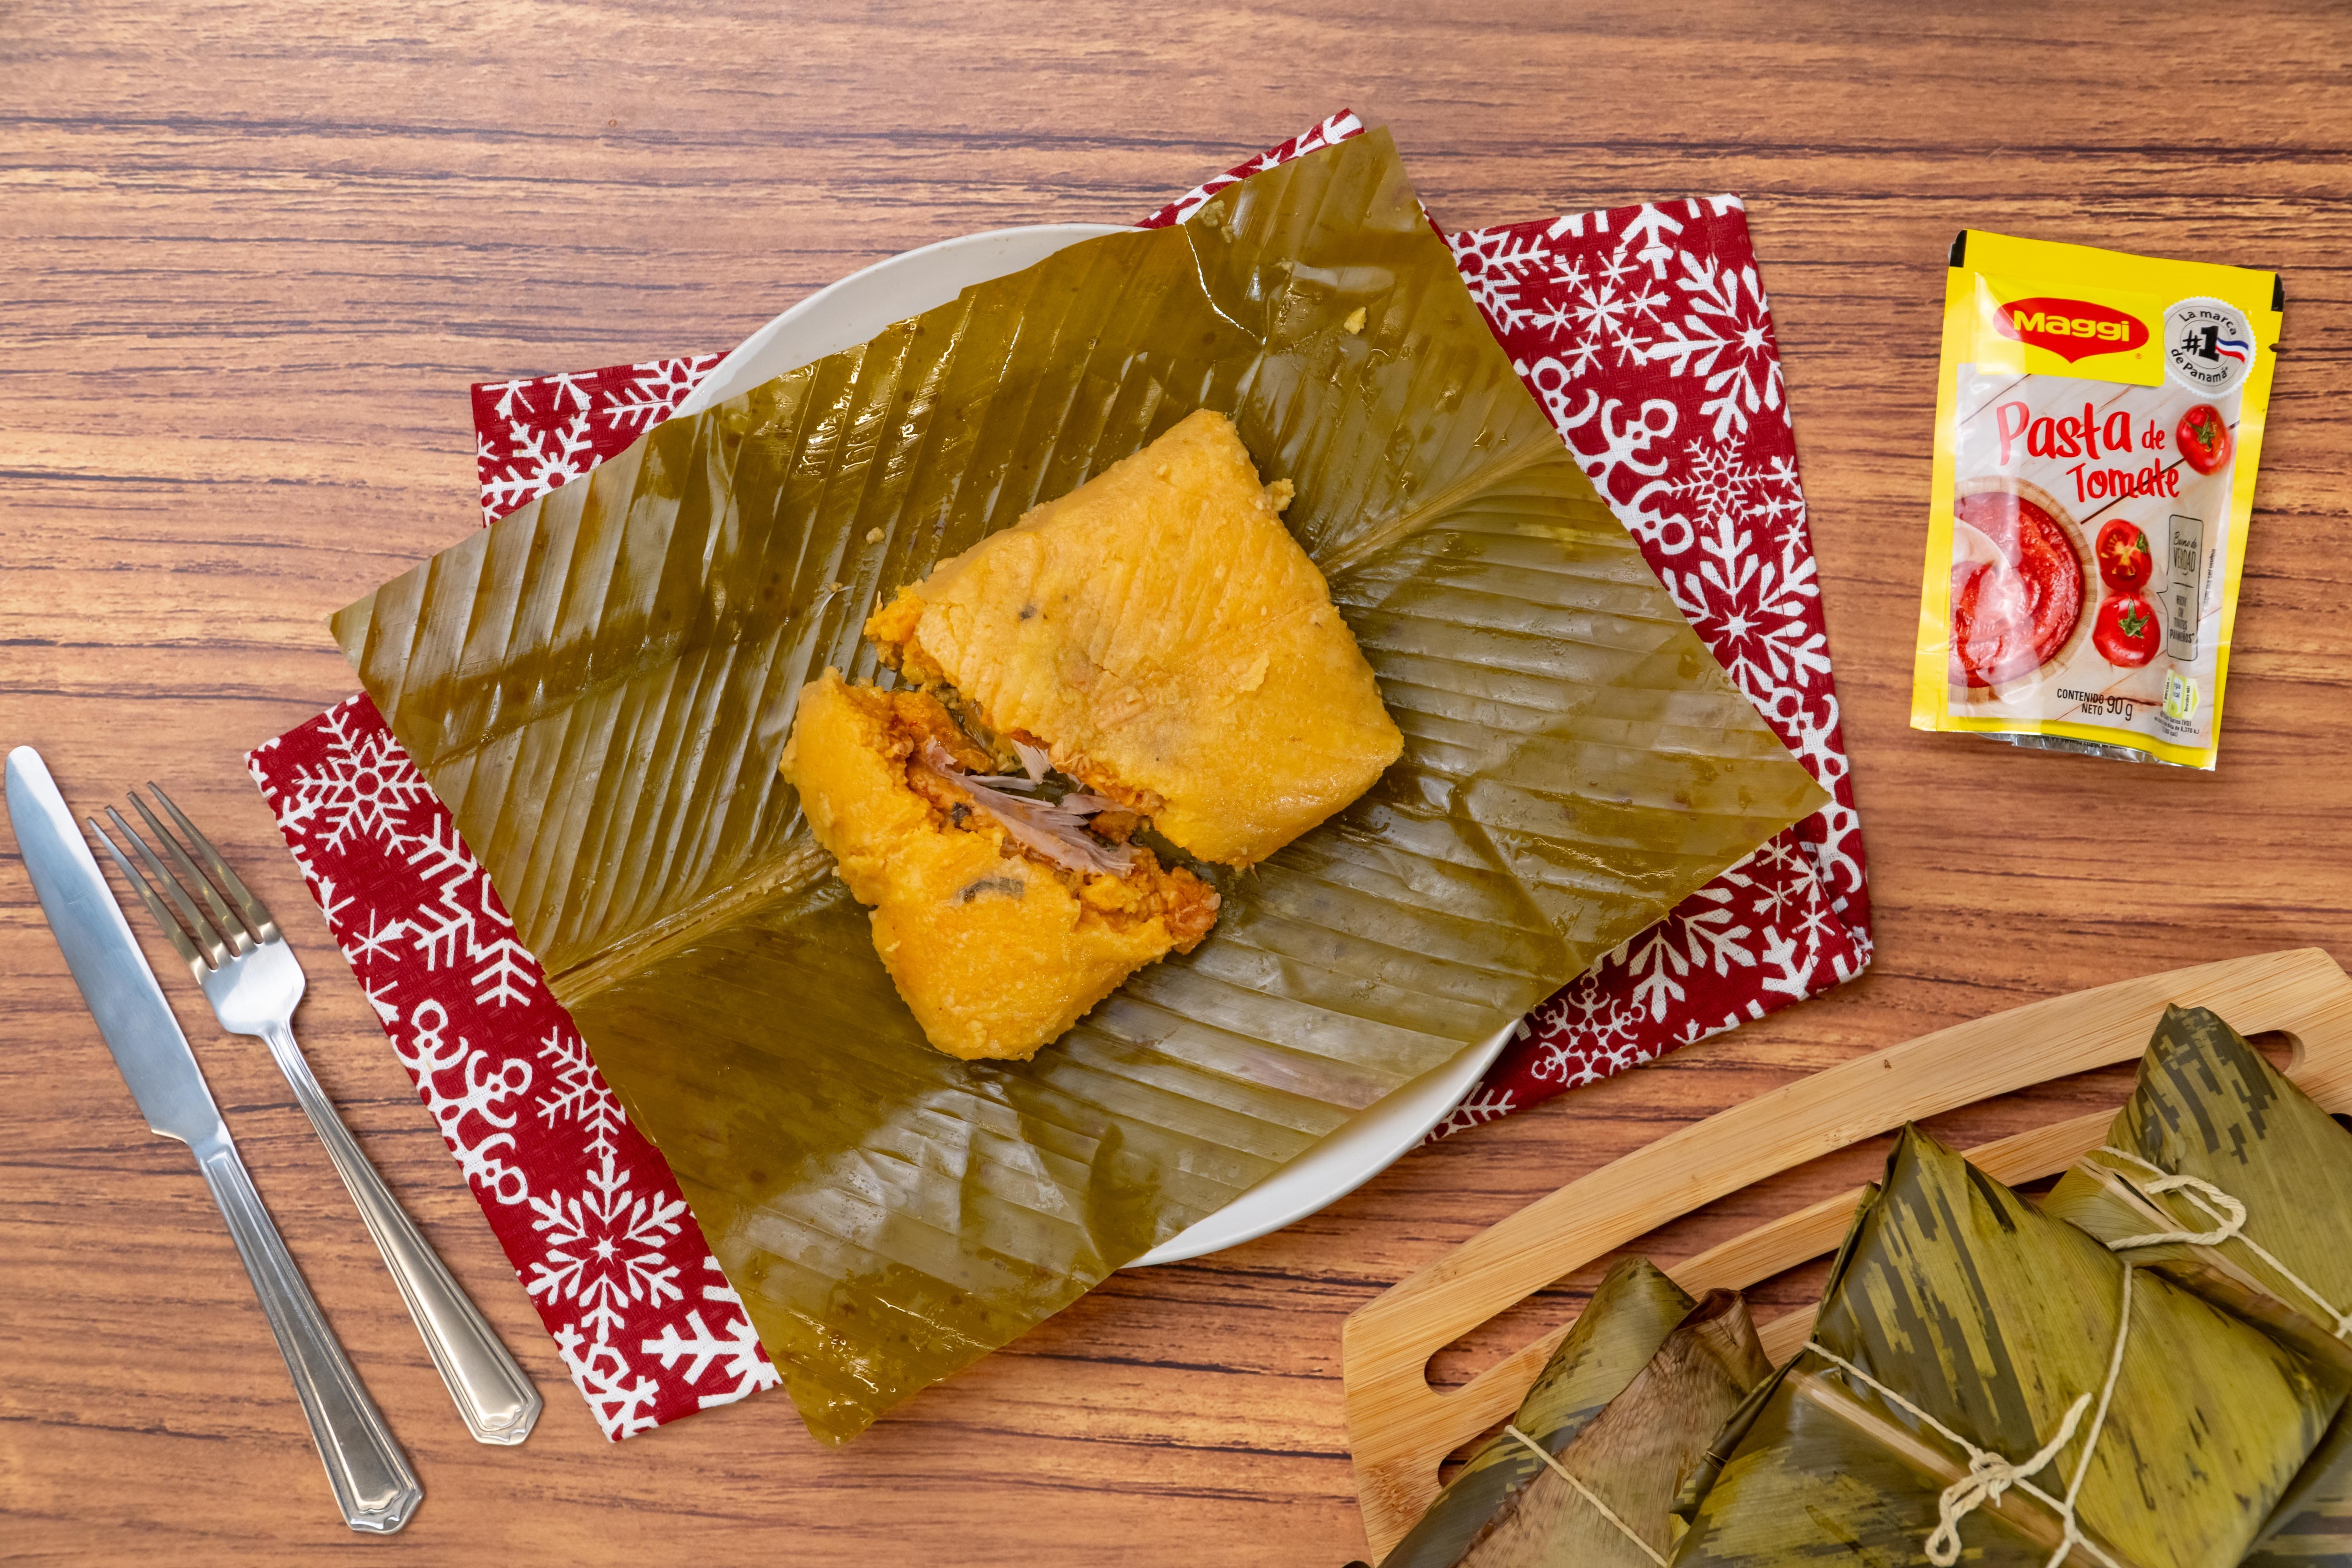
top-left (195, 1131), bottom-right (422, 1534)
top-left (262, 1020), bottom-right (541, 1445)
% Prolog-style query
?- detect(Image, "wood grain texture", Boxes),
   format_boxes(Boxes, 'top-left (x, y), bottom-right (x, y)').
top-left (2, 2), bottom-right (2348, 1562)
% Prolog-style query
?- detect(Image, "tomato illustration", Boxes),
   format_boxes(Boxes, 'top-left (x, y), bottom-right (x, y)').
top-left (2092, 592), bottom-right (2162, 667)
top-left (2094, 519), bottom-right (2153, 592)
top-left (2176, 404), bottom-right (2233, 475)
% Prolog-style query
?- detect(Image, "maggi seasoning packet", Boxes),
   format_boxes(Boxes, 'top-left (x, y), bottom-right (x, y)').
top-left (1911, 230), bottom-right (2282, 768)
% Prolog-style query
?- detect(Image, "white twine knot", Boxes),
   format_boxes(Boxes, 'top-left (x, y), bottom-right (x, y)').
top-left (2098, 1145), bottom-right (2352, 1338)
top-left (1923, 1394), bottom-right (2090, 1566)
top-left (1804, 1262), bottom-right (2134, 1568)
top-left (2106, 1169), bottom-right (2247, 1249)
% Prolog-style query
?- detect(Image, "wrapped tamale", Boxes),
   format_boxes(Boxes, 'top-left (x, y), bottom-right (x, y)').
top-left (1380, 1258), bottom-right (1696, 1568)
top-left (331, 128), bottom-right (1830, 1443)
top-left (1459, 1289), bottom-right (1771, 1567)
top-left (2042, 1005), bottom-right (2352, 1566)
top-left (2044, 1006), bottom-right (2352, 1379)
top-left (1673, 1126), bottom-right (2344, 1568)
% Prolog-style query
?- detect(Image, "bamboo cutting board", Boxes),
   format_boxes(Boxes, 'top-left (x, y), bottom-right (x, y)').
top-left (1341, 947), bottom-right (2352, 1557)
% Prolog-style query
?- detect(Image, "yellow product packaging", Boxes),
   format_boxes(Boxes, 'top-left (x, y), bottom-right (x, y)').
top-left (1910, 231), bottom-right (2282, 768)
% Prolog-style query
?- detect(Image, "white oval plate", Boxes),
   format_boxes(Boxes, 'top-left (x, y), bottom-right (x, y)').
top-left (691, 225), bottom-right (1514, 1266)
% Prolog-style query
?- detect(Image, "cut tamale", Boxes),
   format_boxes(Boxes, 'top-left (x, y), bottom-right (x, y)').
top-left (331, 128), bottom-right (1830, 1443)
top-left (1673, 1126), bottom-right (2343, 1568)
top-left (1458, 1289), bottom-right (1771, 1568)
top-left (2041, 1005), bottom-right (2352, 1567)
top-left (1380, 1258), bottom-right (1696, 1568)
top-left (778, 668), bottom-right (1219, 1059)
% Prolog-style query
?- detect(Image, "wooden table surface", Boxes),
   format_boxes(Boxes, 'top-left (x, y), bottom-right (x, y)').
top-left (6, 3), bottom-right (2349, 1562)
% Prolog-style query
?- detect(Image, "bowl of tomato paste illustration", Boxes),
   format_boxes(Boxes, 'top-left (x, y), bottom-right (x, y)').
top-left (1947, 477), bottom-right (2092, 699)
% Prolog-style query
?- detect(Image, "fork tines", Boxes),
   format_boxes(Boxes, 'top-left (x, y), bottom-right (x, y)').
top-left (89, 784), bottom-right (281, 981)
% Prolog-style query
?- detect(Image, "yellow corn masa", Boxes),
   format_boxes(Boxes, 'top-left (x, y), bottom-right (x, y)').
top-left (779, 668), bottom-right (1217, 1061)
top-left (865, 409), bottom-right (1402, 868)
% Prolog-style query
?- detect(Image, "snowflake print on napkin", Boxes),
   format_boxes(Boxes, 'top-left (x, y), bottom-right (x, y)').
top-left (473, 356), bottom-right (725, 524)
top-left (249, 698), bottom-right (779, 1439)
top-left (1437, 197), bottom-right (1869, 1118)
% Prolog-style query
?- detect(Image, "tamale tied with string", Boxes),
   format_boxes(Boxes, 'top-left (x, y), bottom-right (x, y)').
top-left (2043, 1006), bottom-right (2352, 1565)
top-left (1380, 1262), bottom-right (1772, 1568)
top-left (1672, 1126), bottom-right (2342, 1568)
top-left (330, 129), bottom-right (1828, 1443)
top-left (1466, 1288), bottom-right (1769, 1567)
top-left (1379, 1258), bottom-right (1695, 1568)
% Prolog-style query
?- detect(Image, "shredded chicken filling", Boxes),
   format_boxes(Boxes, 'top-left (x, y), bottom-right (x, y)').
top-left (913, 740), bottom-right (1137, 877)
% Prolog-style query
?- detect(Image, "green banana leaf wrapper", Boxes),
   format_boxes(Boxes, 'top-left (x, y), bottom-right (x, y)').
top-left (1380, 1258), bottom-right (1697, 1568)
top-left (2042, 1006), bottom-right (2352, 1566)
top-left (1462, 1288), bottom-right (1770, 1568)
top-left (331, 128), bottom-right (1829, 1444)
top-left (1673, 1126), bottom-right (2344, 1568)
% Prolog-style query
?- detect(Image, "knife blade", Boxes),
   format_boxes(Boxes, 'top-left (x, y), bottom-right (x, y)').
top-left (5, 745), bottom-right (226, 1146)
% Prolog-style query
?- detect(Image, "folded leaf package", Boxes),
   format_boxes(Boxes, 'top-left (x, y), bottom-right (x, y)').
top-left (1673, 1126), bottom-right (2343, 1568)
top-left (2043, 1006), bottom-right (2352, 1563)
top-left (1379, 1261), bottom-right (1771, 1568)
top-left (1463, 1289), bottom-right (1769, 1567)
top-left (331, 128), bottom-right (1830, 1443)
top-left (1379, 1258), bottom-right (1696, 1568)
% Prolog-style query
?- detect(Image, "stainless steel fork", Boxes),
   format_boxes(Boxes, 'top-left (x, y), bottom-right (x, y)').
top-left (92, 784), bottom-right (542, 1447)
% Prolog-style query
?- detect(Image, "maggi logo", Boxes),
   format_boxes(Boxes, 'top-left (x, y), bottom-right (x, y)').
top-left (1994, 296), bottom-right (2151, 363)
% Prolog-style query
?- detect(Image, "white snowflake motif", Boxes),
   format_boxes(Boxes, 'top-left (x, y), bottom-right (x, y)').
top-left (1453, 227), bottom-right (1670, 374)
top-left (480, 409), bottom-right (597, 520)
top-left (1645, 434), bottom-right (1829, 716)
top-left (343, 905), bottom-right (408, 967)
top-left (267, 699), bottom-right (437, 855)
top-left (475, 355), bottom-right (728, 522)
top-left (552, 1325), bottom-right (662, 1442)
top-left (1521, 978), bottom-right (1653, 1088)
top-left (1609, 871), bottom-right (1756, 1024)
top-left (524, 1027), bottom-right (691, 1439)
top-left (641, 1259), bottom-right (781, 1411)
top-left (524, 1155), bottom-right (687, 1339)
top-left (1756, 926), bottom-right (1817, 1002)
top-left (1447, 224), bottom-right (1565, 337)
top-left (1423, 1075), bottom-right (1519, 1144)
top-left (484, 376), bottom-right (540, 419)
top-left (398, 816), bottom-right (538, 1009)
top-left (1638, 247), bottom-right (1784, 442)
top-left (537, 1027), bottom-right (626, 1156)
top-left (594, 355), bottom-right (725, 440)
top-left (1614, 204), bottom-right (1687, 280)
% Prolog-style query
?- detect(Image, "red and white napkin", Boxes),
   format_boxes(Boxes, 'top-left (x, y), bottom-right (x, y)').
top-left (247, 112), bottom-right (1868, 1439)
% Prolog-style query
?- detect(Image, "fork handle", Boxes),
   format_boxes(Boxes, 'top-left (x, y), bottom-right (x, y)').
top-left (264, 1022), bottom-right (543, 1446)
top-left (195, 1131), bottom-right (423, 1533)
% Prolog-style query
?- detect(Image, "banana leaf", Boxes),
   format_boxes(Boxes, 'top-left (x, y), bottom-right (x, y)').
top-left (1672, 1126), bottom-right (2343, 1568)
top-left (1380, 1258), bottom-right (1696, 1568)
top-left (331, 128), bottom-right (1829, 1444)
top-left (2042, 1006), bottom-right (2352, 1567)
top-left (1459, 1288), bottom-right (1771, 1568)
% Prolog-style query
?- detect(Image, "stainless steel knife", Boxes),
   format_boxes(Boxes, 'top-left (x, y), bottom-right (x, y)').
top-left (5, 746), bottom-right (422, 1535)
